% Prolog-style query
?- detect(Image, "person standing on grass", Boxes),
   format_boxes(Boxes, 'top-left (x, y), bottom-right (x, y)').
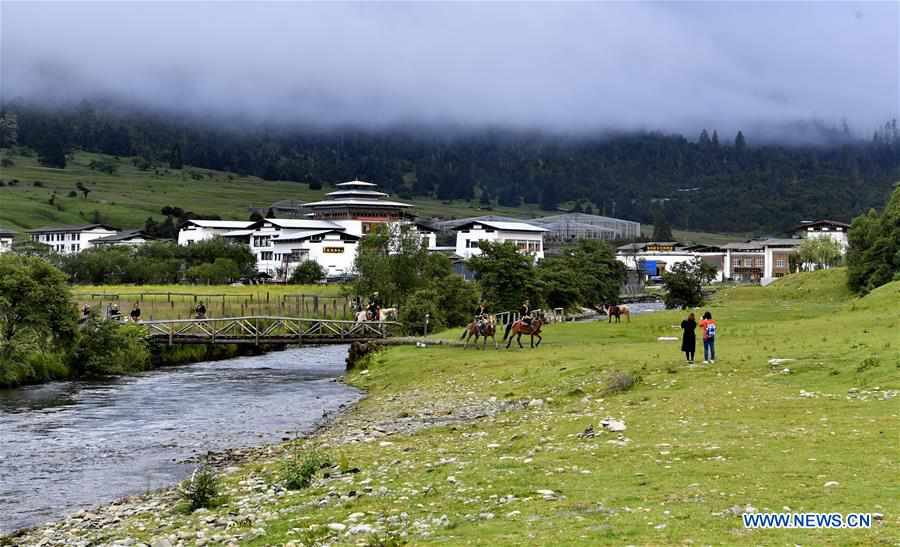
top-left (680, 312), bottom-right (697, 364)
top-left (700, 311), bottom-right (717, 363)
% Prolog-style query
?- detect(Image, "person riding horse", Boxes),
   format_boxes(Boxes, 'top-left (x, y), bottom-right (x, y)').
top-left (474, 302), bottom-right (490, 335)
top-left (519, 299), bottom-right (532, 327)
top-left (367, 292), bottom-right (382, 321)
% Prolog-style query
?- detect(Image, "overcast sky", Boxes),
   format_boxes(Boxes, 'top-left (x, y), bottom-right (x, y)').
top-left (2, 1), bottom-right (898, 138)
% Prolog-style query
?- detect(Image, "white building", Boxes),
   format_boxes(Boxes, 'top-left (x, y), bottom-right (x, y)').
top-left (616, 238), bottom-right (803, 284)
top-left (0, 228), bottom-right (15, 253)
top-left (26, 224), bottom-right (118, 255)
top-left (91, 229), bottom-right (157, 248)
top-left (227, 218), bottom-right (348, 279)
top-left (792, 220), bottom-right (850, 252)
top-left (177, 220), bottom-right (254, 246)
top-left (454, 220), bottom-right (548, 260)
top-left (270, 229), bottom-right (360, 279)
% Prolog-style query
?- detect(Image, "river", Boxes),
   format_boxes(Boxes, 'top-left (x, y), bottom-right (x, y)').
top-left (0, 345), bottom-right (360, 534)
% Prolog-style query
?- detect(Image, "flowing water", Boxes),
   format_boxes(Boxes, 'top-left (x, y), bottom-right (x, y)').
top-left (0, 345), bottom-right (360, 534)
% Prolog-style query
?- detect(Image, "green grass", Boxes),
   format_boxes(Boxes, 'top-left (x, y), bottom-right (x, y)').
top-left (16, 268), bottom-right (898, 545)
top-left (71, 283), bottom-right (350, 320)
top-left (0, 150), bottom-right (545, 230)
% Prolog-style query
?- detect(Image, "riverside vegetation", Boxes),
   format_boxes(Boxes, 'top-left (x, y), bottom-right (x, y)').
top-left (8, 268), bottom-right (898, 546)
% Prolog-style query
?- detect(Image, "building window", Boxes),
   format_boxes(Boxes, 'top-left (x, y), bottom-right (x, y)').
top-left (776, 259), bottom-right (785, 268)
top-left (72, 233), bottom-right (80, 241)
top-left (260, 251), bottom-right (273, 261)
top-left (253, 236), bottom-right (271, 247)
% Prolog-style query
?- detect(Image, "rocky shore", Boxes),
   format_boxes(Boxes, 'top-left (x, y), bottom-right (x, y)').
top-left (4, 368), bottom-right (525, 547)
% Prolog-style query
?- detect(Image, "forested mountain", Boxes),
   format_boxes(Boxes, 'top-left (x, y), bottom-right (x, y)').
top-left (2, 101), bottom-right (898, 234)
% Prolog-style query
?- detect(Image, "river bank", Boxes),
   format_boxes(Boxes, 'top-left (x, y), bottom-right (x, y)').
top-left (0, 346), bottom-right (361, 537)
top-left (5, 270), bottom-right (899, 546)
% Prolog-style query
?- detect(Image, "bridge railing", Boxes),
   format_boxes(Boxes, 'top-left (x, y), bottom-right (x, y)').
top-left (137, 316), bottom-right (402, 345)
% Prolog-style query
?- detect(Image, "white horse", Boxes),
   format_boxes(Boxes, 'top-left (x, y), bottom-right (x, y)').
top-left (355, 308), bottom-right (398, 322)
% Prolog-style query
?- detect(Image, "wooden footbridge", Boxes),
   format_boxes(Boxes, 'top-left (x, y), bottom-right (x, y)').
top-left (138, 316), bottom-right (401, 345)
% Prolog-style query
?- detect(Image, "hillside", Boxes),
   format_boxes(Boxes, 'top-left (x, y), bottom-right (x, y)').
top-left (5, 104), bottom-right (899, 233)
top-left (0, 150), bottom-right (545, 230)
top-left (0, 149), bottom-right (749, 246)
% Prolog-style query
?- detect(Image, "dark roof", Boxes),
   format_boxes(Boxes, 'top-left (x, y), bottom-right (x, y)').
top-left (272, 229), bottom-right (360, 243)
top-left (92, 230), bottom-right (156, 243)
top-left (25, 223), bottom-right (116, 233)
top-left (0, 227), bottom-right (16, 236)
top-left (791, 220), bottom-right (851, 231)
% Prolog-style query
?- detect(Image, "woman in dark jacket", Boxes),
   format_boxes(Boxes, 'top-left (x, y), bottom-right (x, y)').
top-left (680, 312), bottom-right (697, 364)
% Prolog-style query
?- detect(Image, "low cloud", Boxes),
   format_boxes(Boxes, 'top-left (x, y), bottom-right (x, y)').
top-left (2, 2), bottom-right (898, 138)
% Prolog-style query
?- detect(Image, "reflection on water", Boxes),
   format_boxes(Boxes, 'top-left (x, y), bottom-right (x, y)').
top-left (0, 345), bottom-right (360, 534)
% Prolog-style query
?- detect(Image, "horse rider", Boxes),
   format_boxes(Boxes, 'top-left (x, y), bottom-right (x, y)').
top-left (195, 301), bottom-right (207, 319)
top-left (367, 292), bottom-right (381, 321)
top-left (474, 302), bottom-right (490, 334)
top-left (130, 302), bottom-right (142, 322)
top-left (520, 299), bottom-right (533, 328)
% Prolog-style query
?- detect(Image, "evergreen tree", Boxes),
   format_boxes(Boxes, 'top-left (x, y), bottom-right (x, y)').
top-left (540, 184), bottom-right (559, 211)
top-left (169, 143), bottom-right (183, 169)
top-left (37, 133), bottom-right (67, 168)
top-left (652, 206), bottom-right (674, 241)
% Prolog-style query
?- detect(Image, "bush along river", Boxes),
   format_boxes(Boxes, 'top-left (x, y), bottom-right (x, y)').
top-left (0, 345), bottom-right (361, 535)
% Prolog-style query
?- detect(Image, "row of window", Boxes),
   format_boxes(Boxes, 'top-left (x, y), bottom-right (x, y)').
top-left (32, 232), bottom-right (82, 242)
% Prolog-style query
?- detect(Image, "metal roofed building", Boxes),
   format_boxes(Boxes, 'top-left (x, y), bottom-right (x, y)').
top-left (303, 179), bottom-right (414, 237)
top-left (26, 223), bottom-right (118, 254)
top-left (531, 213), bottom-right (641, 241)
top-left (0, 227), bottom-right (15, 253)
top-left (453, 219), bottom-right (548, 260)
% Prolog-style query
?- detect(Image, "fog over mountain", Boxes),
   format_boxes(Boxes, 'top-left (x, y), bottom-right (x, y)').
top-left (2, 2), bottom-right (898, 140)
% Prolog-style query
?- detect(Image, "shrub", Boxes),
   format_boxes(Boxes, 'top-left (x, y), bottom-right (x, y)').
top-left (289, 260), bottom-right (326, 284)
top-left (1, 158), bottom-right (13, 167)
top-left (179, 466), bottom-right (219, 511)
top-left (399, 288), bottom-right (444, 335)
top-left (71, 319), bottom-right (151, 377)
top-left (281, 450), bottom-right (329, 490)
top-left (33, 180), bottom-right (45, 187)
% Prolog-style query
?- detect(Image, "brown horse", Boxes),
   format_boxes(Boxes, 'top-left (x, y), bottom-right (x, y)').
top-left (606, 304), bottom-right (630, 323)
top-left (460, 315), bottom-right (498, 349)
top-left (503, 312), bottom-right (544, 349)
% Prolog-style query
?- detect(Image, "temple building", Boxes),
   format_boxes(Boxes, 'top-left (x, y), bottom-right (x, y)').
top-left (302, 180), bottom-right (414, 237)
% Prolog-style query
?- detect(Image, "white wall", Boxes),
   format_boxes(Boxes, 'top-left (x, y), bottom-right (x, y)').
top-left (31, 227), bottom-right (117, 254)
top-left (802, 229), bottom-right (849, 253)
top-left (177, 226), bottom-right (231, 246)
top-left (0, 236), bottom-right (13, 254)
top-left (271, 234), bottom-right (358, 279)
top-left (456, 227), bottom-right (544, 260)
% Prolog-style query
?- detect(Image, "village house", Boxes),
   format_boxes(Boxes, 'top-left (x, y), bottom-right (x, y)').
top-left (791, 219), bottom-right (851, 252)
top-left (26, 224), bottom-right (118, 255)
top-left (453, 220), bottom-right (548, 260)
top-left (176, 220), bottom-right (255, 246)
top-left (0, 227), bottom-right (15, 254)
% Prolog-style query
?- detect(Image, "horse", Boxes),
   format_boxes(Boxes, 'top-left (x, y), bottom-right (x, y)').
top-left (503, 312), bottom-right (545, 349)
top-left (460, 315), bottom-right (498, 350)
top-left (355, 307), bottom-right (398, 322)
top-left (379, 307), bottom-right (398, 321)
top-left (605, 304), bottom-right (630, 323)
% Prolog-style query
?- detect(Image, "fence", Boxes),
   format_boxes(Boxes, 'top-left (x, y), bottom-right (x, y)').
top-left (77, 291), bottom-right (358, 321)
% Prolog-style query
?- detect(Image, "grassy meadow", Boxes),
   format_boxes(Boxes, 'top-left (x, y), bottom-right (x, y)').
top-left (71, 283), bottom-right (352, 321)
top-left (0, 150), bottom-right (546, 231)
top-left (18, 268), bottom-right (898, 546)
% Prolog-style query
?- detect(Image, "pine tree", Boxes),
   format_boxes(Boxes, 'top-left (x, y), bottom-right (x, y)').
top-left (540, 184), bottom-right (559, 211)
top-left (652, 206), bottom-right (673, 241)
top-left (169, 143), bottom-right (183, 169)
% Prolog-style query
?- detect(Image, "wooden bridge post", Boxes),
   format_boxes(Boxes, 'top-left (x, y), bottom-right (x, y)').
top-left (254, 317), bottom-right (259, 346)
